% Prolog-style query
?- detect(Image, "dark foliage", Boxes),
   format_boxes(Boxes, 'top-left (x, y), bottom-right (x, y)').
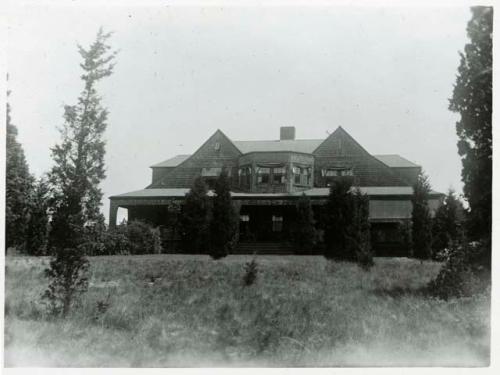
top-left (431, 190), bottom-right (464, 258)
top-left (323, 178), bottom-right (355, 260)
top-left (121, 220), bottom-right (162, 255)
top-left (6, 89), bottom-right (34, 251)
top-left (180, 177), bottom-right (211, 254)
top-left (293, 193), bottom-right (316, 254)
top-left (411, 171), bottom-right (433, 259)
top-left (397, 220), bottom-right (412, 255)
top-left (427, 237), bottom-right (489, 300)
top-left (449, 7), bottom-right (492, 249)
top-left (347, 189), bottom-right (374, 270)
top-left (429, 7), bottom-right (492, 298)
top-left (210, 169), bottom-right (238, 259)
top-left (48, 28), bottom-right (117, 252)
top-left (43, 29), bottom-right (116, 317)
top-left (25, 178), bottom-right (50, 255)
top-left (81, 220), bottom-right (162, 256)
top-left (243, 257), bottom-right (259, 286)
top-left (42, 247), bottom-right (90, 317)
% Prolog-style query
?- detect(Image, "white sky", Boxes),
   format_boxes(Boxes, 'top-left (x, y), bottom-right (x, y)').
top-left (6, 1), bottom-right (473, 222)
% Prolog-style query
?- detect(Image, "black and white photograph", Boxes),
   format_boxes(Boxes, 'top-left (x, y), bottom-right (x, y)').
top-left (1, 0), bottom-right (495, 370)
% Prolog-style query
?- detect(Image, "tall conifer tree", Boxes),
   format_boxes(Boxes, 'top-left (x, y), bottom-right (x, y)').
top-left (432, 189), bottom-right (463, 256)
top-left (48, 28), bottom-right (116, 251)
top-left (180, 177), bottom-right (211, 253)
top-left (294, 193), bottom-right (316, 254)
top-left (324, 178), bottom-right (355, 260)
top-left (6, 88), bottom-right (34, 250)
top-left (449, 6), bottom-right (492, 254)
top-left (210, 169), bottom-right (238, 259)
top-left (43, 29), bottom-right (116, 317)
top-left (411, 171), bottom-right (433, 259)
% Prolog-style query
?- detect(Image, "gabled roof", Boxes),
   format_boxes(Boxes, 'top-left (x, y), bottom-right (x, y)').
top-left (374, 154), bottom-right (420, 168)
top-left (233, 139), bottom-right (323, 154)
top-left (150, 154), bottom-right (191, 168)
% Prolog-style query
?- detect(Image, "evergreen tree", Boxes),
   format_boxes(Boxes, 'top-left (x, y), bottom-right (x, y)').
top-left (48, 28), bottom-right (116, 251)
top-left (25, 178), bottom-right (50, 255)
top-left (432, 189), bottom-right (463, 257)
top-left (294, 193), bottom-right (316, 254)
top-left (44, 29), bottom-right (116, 317)
top-left (411, 171), bottom-right (433, 259)
top-left (6, 89), bottom-right (34, 251)
top-left (42, 247), bottom-right (90, 317)
top-left (210, 169), bottom-right (238, 259)
top-left (347, 189), bottom-right (373, 270)
top-left (323, 178), bottom-right (355, 260)
top-left (449, 6), bottom-right (492, 264)
top-left (428, 7), bottom-right (492, 298)
top-left (180, 177), bottom-right (211, 253)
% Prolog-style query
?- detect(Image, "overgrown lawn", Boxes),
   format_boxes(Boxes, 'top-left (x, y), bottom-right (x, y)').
top-left (4, 255), bottom-right (490, 367)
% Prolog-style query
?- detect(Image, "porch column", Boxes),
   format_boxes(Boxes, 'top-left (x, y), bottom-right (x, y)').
top-left (109, 200), bottom-right (119, 229)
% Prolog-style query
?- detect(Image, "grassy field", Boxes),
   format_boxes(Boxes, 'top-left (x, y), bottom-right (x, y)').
top-left (4, 254), bottom-right (490, 367)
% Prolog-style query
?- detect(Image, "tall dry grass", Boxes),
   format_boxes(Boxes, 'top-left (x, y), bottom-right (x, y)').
top-left (4, 255), bottom-right (490, 367)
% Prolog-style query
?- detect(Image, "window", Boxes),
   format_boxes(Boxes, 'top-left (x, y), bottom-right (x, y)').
top-left (201, 167), bottom-right (222, 177)
top-left (293, 166), bottom-right (312, 185)
top-left (257, 167), bottom-right (270, 184)
top-left (238, 166), bottom-right (252, 187)
top-left (272, 215), bottom-right (283, 232)
top-left (273, 167), bottom-right (286, 184)
top-left (240, 215), bottom-right (250, 222)
top-left (322, 168), bottom-right (353, 177)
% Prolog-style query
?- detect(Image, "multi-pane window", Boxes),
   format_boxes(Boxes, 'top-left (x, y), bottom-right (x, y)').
top-left (238, 166), bottom-right (252, 187)
top-left (273, 167), bottom-right (286, 184)
top-left (272, 215), bottom-right (283, 232)
top-left (257, 167), bottom-right (270, 184)
top-left (321, 168), bottom-right (353, 177)
top-left (201, 167), bottom-right (222, 177)
top-left (293, 166), bottom-right (312, 185)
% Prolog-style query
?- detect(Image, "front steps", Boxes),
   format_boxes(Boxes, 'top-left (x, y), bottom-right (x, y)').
top-left (232, 242), bottom-right (296, 255)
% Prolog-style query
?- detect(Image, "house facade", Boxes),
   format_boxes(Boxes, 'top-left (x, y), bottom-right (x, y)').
top-left (109, 126), bottom-right (443, 255)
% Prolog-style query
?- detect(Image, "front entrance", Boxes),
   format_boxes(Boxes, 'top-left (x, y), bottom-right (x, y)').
top-left (238, 205), bottom-right (295, 242)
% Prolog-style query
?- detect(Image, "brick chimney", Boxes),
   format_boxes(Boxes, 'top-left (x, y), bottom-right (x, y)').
top-left (280, 126), bottom-right (295, 141)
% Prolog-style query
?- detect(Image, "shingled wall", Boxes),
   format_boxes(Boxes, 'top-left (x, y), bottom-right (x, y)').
top-left (313, 127), bottom-right (407, 187)
top-left (149, 130), bottom-right (241, 189)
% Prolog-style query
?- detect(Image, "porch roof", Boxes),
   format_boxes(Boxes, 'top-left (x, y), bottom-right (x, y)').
top-left (110, 186), bottom-right (443, 200)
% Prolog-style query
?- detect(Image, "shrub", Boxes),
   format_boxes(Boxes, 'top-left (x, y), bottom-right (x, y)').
top-left (427, 238), bottom-right (489, 299)
top-left (243, 257), bottom-right (258, 286)
top-left (102, 227), bottom-right (131, 255)
top-left (42, 247), bottom-right (90, 317)
top-left (124, 220), bottom-right (162, 255)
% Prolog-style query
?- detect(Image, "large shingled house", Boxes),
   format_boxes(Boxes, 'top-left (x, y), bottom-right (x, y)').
top-left (109, 126), bottom-right (443, 255)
